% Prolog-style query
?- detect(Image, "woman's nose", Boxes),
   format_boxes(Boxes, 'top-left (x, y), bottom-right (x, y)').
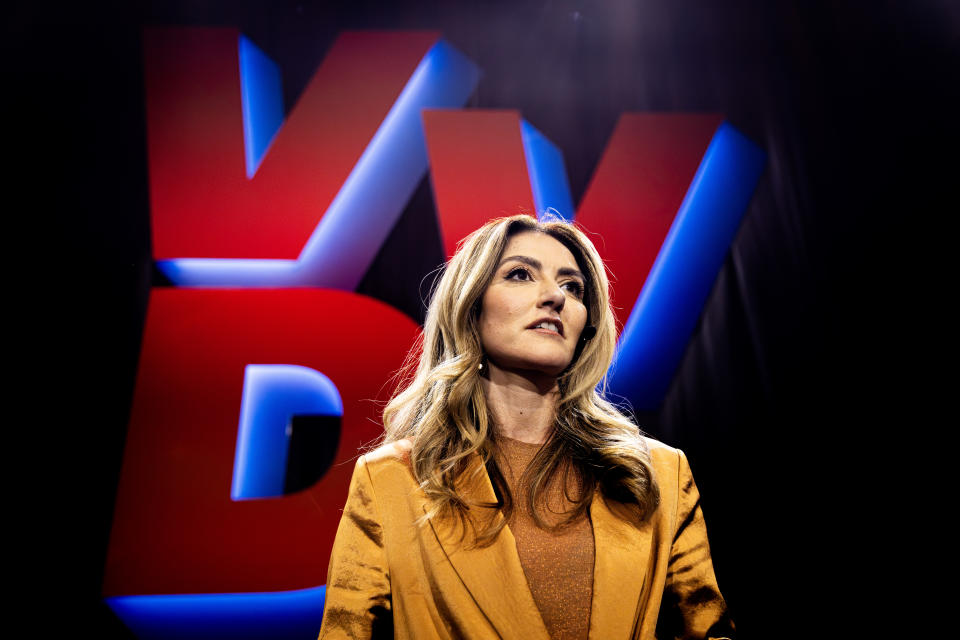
top-left (539, 281), bottom-right (566, 310)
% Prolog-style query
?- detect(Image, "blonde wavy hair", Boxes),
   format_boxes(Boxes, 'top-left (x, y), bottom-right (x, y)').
top-left (382, 214), bottom-right (659, 541)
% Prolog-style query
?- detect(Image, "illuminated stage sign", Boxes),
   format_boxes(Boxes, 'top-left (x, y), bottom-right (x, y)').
top-left (104, 27), bottom-right (765, 638)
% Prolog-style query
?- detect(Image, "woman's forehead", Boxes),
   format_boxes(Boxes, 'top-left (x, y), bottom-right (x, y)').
top-left (501, 231), bottom-right (579, 269)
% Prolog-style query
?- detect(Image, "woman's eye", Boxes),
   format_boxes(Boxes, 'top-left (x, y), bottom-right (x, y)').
top-left (506, 267), bottom-right (531, 281)
top-left (563, 281), bottom-right (585, 298)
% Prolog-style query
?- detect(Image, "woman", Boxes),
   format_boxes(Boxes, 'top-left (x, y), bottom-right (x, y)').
top-left (319, 214), bottom-right (733, 639)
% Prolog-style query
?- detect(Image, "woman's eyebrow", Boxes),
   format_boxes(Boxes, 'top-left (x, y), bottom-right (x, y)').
top-left (557, 266), bottom-right (586, 281)
top-left (500, 255), bottom-right (585, 281)
top-left (500, 255), bottom-right (541, 270)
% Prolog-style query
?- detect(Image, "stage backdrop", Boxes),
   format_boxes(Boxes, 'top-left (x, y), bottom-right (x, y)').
top-left (101, 26), bottom-right (765, 638)
top-left (28, 0), bottom-right (953, 637)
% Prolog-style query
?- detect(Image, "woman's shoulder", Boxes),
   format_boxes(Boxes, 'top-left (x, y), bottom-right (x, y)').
top-left (360, 437), bottom-right (414, 470)
top-left (355, 439), bottom-right (420, 499)
top-left (638, 433), bottom-right (678, 456)
top-left (637, 434), bottom-right (687, 474)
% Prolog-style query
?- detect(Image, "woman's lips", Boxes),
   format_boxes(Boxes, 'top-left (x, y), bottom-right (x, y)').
top-left (527, 318), bottom-right (564, 336)
top-left (528, 325), bottom-right (563, 337)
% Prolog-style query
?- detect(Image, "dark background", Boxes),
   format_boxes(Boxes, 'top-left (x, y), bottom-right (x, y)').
top-left (11, 0), bottom-right (955, 636)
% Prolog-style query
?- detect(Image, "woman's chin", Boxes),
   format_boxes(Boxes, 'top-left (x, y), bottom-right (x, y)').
top-left (487, 357), bottom-right (571, 381)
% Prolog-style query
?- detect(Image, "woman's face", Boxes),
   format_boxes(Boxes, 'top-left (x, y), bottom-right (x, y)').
top-left (479, 231), bottom-right (589, 378)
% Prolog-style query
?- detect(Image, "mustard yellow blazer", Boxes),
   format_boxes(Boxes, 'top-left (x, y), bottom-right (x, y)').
top-left (318, 437), bottom-right (733, 639)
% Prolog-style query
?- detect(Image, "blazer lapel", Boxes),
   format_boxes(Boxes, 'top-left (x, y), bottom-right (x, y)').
top-left (588, 491), bottom-right (656, 640)
top-left (425, 453), bottom-right (550, 640)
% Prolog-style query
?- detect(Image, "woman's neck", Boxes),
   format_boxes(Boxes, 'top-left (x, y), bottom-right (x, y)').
top-left (480, 363), bottom-right (559, 444)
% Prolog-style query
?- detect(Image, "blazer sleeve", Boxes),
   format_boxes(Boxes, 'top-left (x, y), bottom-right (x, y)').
top-left (318, 456), bottom-right (393, 639)
top-left (656, 449), bottom-right (736, 640)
